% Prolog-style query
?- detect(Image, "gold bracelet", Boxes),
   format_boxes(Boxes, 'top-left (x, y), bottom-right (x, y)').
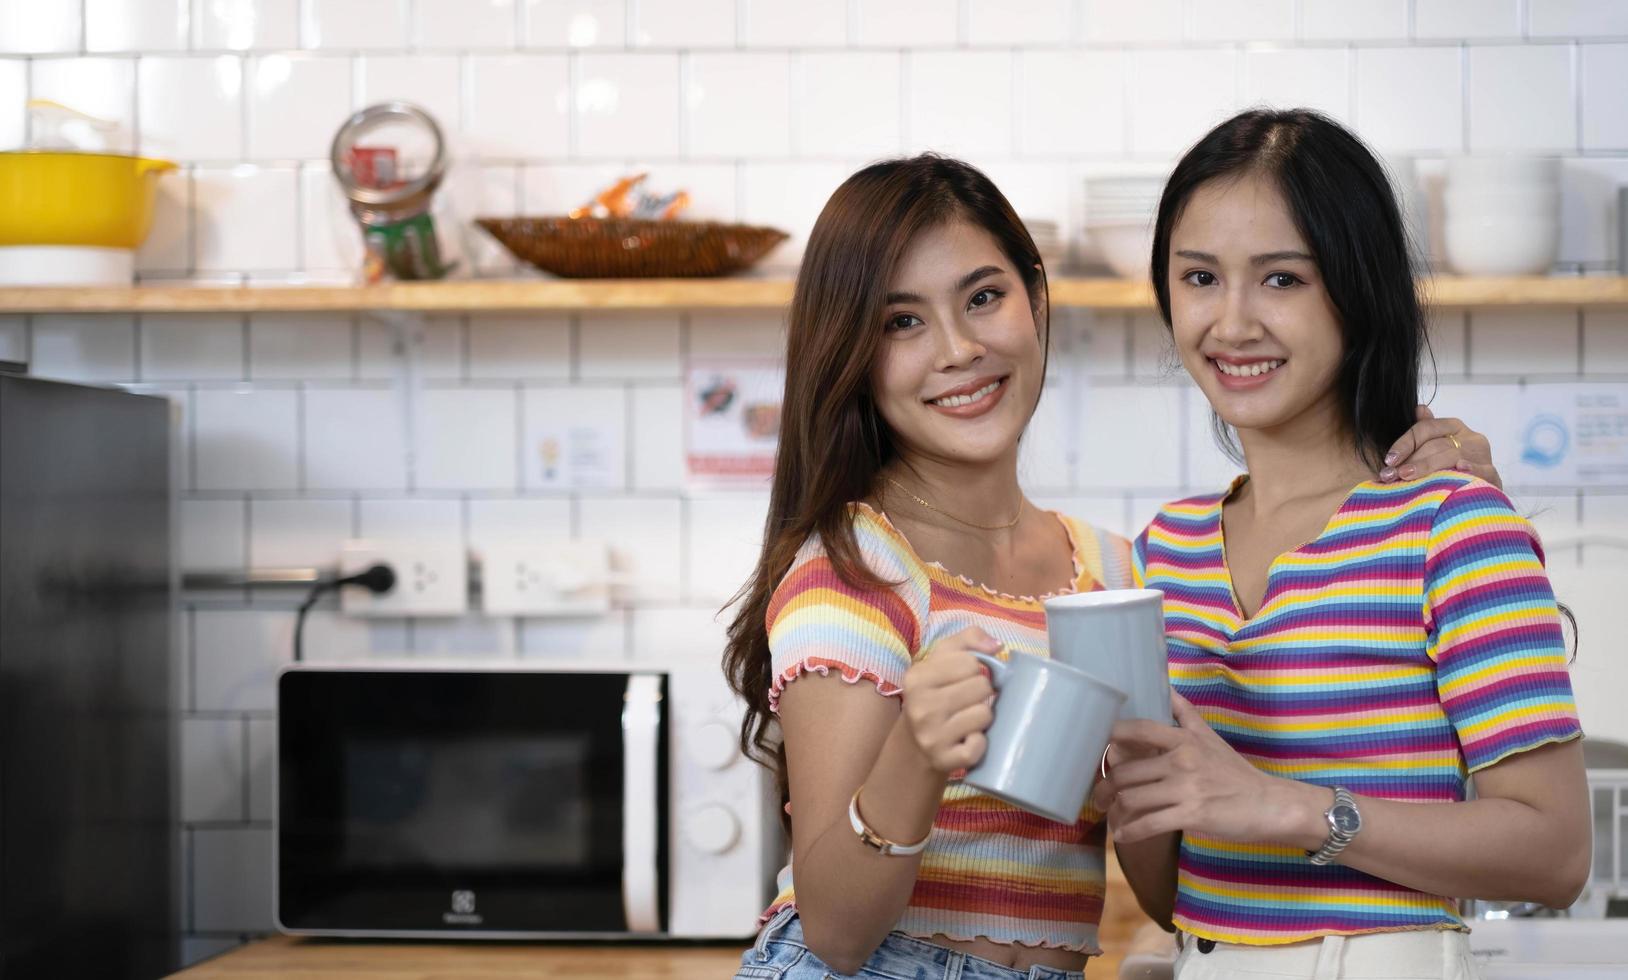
top-left (848, 787), bottom-right (930, 857)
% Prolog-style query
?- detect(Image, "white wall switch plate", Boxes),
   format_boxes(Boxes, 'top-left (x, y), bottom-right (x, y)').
top-left (479, 539), bottom-right (613, 617)
top-left (340, 539), bottom-right (468, 617)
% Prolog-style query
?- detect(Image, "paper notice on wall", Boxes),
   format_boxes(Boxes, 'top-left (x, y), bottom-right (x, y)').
top-left (686, 360), bottom-right (784, 487)
top-left (529, 419), bottom-right (623, 488)
top-left (1431, 382), bottom-right (1628, 487)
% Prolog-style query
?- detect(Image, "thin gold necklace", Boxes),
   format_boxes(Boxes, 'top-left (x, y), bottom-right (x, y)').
top-left (884, 477), bottom-right (1023, 531)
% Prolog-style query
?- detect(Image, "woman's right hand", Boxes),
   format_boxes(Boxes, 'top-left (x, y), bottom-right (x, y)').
top-left (900, 626), bottom-right (1001, 773)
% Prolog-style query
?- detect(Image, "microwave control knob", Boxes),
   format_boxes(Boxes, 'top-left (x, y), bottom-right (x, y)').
top-left (688, 720), bottom-right (739, 771)
top-left (684, 804), bottom-right (740, 855)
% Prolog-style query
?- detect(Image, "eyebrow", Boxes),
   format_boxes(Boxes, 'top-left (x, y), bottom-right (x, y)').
top-left (1174, 249), bottom-right (1315, 266)
top-left (886, 265), bottom-right (1006, 305)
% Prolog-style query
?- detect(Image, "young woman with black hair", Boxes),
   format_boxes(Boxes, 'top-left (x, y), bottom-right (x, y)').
top-left (1101, 109), bottom-right (1590, 979)
top-left (723, 148), bottom-right (1504, 980)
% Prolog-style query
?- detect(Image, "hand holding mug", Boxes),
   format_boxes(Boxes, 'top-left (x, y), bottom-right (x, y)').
top-left (900, 626), bottom-right (1000, 774)
top-left (1096, 692), bottom-right (1310, 845)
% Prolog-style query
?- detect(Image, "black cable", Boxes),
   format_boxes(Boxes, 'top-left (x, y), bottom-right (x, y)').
top-left (292, 564), bottom-right (397, 662)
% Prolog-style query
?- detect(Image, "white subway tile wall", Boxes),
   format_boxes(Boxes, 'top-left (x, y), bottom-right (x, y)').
top-left (1298, 0), bottom-right (1408, 41)
top-left (855, 0), bottom-right (958, 47)
top-left (1354, 47), bottom-right (1465, 154)
top-left (1466, 44), bottom-right (1576, 153)
top-left (967, 0), bottom-right (1074, 47)
top-left (138, 56), bottom-right (244, 161)
top-left (247, 55), bottom-right (353, 161)
top-left (742, 0), bottom-right (846, 48)
top-left (197, 0), bottom-right (298, 51)
top-left (525, 0), bottom-right (626, 48)
top-left (0, 0), bottom-right (82, 54)
top-left (2, 0), bottom-right (1625, 963)
top-left (192, 166), bottom-right (299, 272)
top-left (1241, 47), bottom-right (1351, 123)
top-left (247, 498), bottom-right (354, 567)
top-left (1582, 43), bottom-right (1628, 152)
top-left (632, 0), bottom-right (735, 47)
top-left (1130, 47), bottom-right (1239, 155)
top-left (415, 0), bottom-right (518, 50)
top-left (1192, 0), bottom-right (1297, 44)
top-left (1528, 0), bottom-right (1628, 38)
top-left (908, 50), bottom-right (1014, 156)
top-left (0, 59), bottom-right (21, 148)
top-left (85, 0), bottom-right (188, 53)
top-left (1414, 0), bottom-right (1522, 40)
top-left (141, 314), bottom-right (246, 381)
top-left (686, 52), bottom-right (791, 158)
top-left (31, 56), bottom-right (138, 152)
top-left (574, 51), bottom-right (681, 157)
top-left (179, 498), bottom-right (248, 571)
top-left (1081, 0), bottom-right (1185, 44)
top-left (465, 55), bottom-right (572, 159)
top-left (302, 0), bottom-right (410, 50)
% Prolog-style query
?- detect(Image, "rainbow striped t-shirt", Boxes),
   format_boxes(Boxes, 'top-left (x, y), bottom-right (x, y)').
top-left (1133, 473), bottom-right (1582, 945)
top-left (763, 502), bottom-right (1132, 954)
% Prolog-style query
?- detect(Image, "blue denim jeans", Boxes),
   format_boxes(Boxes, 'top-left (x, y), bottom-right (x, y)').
top-left (734, 907), bottom-right (1088, 980)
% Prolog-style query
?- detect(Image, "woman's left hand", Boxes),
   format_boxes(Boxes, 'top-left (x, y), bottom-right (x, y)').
top-left (1094, 692), bottom-right (1320, 847)
top-left (1381, 404), bottom-right (1501, 488)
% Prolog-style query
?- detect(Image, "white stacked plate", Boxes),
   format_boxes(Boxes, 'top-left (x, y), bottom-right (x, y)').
top-left (1024, 218), bottom-right (1066, 271)
top-left (1443, 156), bottom-right (1561, 276)
top-left (1084, 175), bottom-right (1165, 279)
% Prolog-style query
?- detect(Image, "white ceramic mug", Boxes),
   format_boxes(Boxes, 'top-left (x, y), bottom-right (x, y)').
top-left (1043, 588), bottom-right (1173, 725)
top-left (962, 651), bottom-right (1126, 824)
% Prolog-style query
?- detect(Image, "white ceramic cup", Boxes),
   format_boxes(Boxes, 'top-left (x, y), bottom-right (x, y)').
top-left (962, 650), bottom-right (1127, 824)
top-left (1043, 588), bottom-right (1173, 725)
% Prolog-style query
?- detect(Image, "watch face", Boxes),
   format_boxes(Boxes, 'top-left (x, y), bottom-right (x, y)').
top-left (1332, 804), bottom-right (1361, 834)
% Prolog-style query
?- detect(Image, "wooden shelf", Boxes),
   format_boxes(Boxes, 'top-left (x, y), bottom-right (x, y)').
top-left (1, 275), bottom-right (1624, 314)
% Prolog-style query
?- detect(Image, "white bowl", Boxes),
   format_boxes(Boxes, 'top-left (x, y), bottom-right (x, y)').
top-left (1085, 192), bottom-right (1162, 206)
top-left (1446, 155), bottom-right (1561, 187)
top-left (1445, 185), bottom-right (1560, 204)
top-left (1444, 188), bottom-right (1559, 221)
top-left (1443, 217), bottom-right (1559, 275)
top-left (1085, 210), bottom-right (1156, 225)
top-left (1088, 221), bottom-right (1154, 279)
top-left (1085, 175), bottom-right (1167, 191)
top-left (1085, 202), bottom-right (1157, 217)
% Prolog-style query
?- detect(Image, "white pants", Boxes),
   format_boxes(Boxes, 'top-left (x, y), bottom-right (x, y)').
top-left (1173, 930), bottom-right (1481, 980)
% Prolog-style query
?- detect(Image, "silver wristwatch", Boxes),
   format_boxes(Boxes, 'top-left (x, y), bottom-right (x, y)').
top-left (1307, 786), bottom-right (1362, 866)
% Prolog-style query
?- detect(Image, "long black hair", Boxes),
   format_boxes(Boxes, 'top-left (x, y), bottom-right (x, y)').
top-left (1150, 108), bottom-right (1427, 468)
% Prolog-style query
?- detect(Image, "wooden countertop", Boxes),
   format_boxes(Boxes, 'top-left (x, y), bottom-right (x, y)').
top-left (3, 275), bottom-right (1625, 313)
top-left (167, 936), bottom-right (750, 979)
top-left (166, 933), bottom-right (1158, 979)
top-left (169, 854), bottom-right (1166, 978)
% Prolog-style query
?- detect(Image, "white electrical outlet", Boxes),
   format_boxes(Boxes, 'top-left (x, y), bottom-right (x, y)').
top-left (479, 539), bottom-right (613, 617)
top-left (340, 539), bottom-right (468, 616)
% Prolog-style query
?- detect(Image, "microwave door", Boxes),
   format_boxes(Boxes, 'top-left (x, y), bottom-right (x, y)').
top-left (278, 668), bottom-right (668, 937)
top-left (621, 674), bottom-right (662, 933)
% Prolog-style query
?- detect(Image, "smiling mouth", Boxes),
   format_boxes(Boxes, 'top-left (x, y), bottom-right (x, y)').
top-left (928, 378), bottom-right (1005, 408)
top-left (1212, 358), bottom-right (1284, 378)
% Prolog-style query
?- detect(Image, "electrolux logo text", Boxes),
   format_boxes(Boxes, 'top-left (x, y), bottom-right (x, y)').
top-left (443, 889), bottom-right (482, 925)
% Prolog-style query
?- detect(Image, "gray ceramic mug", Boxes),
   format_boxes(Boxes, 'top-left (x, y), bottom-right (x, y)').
top-left (1043, 588), bottom-right (1173, 725)
top-left (961, 650), bottom-right (1126, 824)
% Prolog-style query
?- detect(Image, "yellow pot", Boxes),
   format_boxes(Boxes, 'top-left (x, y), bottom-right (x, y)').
top-left (0, 151), bottom-right (177, 248)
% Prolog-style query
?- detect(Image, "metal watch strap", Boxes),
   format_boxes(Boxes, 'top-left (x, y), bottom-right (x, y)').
top-left (1307, 786), bottom-right (1360, 866)
top-left (848, 788), bottom-right (930, 857)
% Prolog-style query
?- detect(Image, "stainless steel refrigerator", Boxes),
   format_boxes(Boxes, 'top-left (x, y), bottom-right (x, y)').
top-left (0, 367), bottom-right (177, 978)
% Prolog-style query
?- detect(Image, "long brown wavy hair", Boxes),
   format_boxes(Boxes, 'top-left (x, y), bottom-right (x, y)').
top-left (721, 155), bottom-right (1050, 815)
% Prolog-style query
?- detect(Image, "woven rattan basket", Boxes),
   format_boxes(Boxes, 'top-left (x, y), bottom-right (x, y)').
top-left (476, 216), bottom-right (788, 278)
